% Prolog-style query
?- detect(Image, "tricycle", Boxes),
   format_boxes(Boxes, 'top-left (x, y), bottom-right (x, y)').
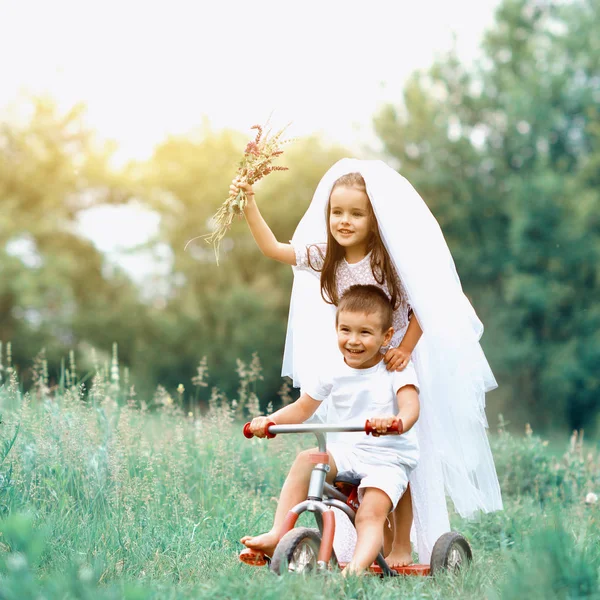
top-left (240, 421), bottom-right (472, 576)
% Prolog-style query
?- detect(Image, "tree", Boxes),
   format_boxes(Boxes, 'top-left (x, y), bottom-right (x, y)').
top-left (0, 98), bottom-right (144, 382)
top-left (374, 0), bottom-right (600, 429)
top-left (133, 127), bottom-right (347, 405)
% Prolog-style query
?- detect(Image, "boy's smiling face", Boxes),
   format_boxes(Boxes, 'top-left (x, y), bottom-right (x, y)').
top-left (336, 309), bottom-right (394, 369)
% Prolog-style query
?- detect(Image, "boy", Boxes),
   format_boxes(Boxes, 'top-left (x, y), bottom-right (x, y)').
top-left (241, 284), bottom-right (420, 574)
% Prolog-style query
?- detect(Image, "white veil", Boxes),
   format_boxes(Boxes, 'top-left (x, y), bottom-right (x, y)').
top-left (281, 158), bottom-right (502, 561)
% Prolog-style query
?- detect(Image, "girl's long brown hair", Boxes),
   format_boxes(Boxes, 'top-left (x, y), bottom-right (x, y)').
top-left (307, 172), bottom-right (403, 309)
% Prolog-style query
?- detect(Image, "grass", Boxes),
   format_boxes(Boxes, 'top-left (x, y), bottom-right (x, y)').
top-left (0, 349), bottom-right (599, 599)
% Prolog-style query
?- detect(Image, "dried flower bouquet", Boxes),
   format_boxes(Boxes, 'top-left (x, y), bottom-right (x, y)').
top-left (192, 123), bottom-right (292, 262)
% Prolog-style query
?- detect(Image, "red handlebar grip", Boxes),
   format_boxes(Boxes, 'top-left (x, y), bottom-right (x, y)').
top-left (242, 421), bottom-right (278, 439)
top-left (365, 419), bottom-right (404, 436)
top-left (264, 421), bottom-right (277, 439)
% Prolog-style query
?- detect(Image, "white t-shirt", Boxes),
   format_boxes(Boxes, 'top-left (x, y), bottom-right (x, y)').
top-left (304, 356), bottom-right (420, 468)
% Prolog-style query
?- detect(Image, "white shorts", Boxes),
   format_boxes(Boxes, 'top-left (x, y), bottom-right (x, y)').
top-left (328, 443), bottom-right (411, 510)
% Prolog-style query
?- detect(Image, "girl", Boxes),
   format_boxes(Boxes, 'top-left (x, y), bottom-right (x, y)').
top-left (232, 158), bottom-right (502, 565)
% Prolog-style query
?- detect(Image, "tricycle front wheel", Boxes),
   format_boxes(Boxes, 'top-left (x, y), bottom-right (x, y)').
top-left (270, 527), bottom-right (335, 575)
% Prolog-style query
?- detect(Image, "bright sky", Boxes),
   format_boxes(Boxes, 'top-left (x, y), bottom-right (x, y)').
top-left (1, 0), bottom-right (500, 284)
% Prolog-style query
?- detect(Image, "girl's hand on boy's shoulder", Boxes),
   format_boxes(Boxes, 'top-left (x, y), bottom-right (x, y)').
top-left (384, 347), bottom-right (411, 371)
top-left (248, 416), bottom-right (272, 438)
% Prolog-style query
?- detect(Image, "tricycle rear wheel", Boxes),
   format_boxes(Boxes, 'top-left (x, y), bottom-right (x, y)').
top-left (430, 531), bottom-right (472, 575)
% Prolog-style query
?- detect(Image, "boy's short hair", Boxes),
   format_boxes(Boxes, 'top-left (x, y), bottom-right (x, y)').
top-left (336, 284), bottom-right (394, 330)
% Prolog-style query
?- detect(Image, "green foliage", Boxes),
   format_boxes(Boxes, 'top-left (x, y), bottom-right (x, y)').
top-left (375, 0), bottom-right (600, 429)
top-left (0, 99), bottom-right (143, 386)
top-left (0, 100), bottom-right (346, 409)
top-left (491, 416), bottom-right (599, 505)
top-left (495, 517), bottom-right (600, 600)
top-left (2, 0), bottom-right (600, 431)
top-left (128, 130), bottom-right (346, 403)
top-left (0, 362), bottom-right (599, 597)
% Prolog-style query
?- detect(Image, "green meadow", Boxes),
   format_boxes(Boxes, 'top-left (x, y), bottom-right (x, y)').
top-left (0, 351), bottom-right (598, 600)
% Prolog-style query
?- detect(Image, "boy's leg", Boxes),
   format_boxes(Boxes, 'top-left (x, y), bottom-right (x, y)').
top-left (383, 512), bottom-right (394, 558)
top-left (343, 488), bottom-right (392, 575)
top-left (241, 448), bottom-right (338, 556)
top-left (385, 484), bottom-right (413, 567)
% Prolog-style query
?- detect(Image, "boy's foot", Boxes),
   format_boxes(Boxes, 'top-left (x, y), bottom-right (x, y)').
top-left (385, 549), bottom-right (413, 568)
top-left (240, 531), bottom-right (279, 558)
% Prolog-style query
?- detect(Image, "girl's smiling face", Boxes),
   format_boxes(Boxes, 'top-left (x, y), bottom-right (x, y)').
top-left (328, 186), bottom-right (373, 255)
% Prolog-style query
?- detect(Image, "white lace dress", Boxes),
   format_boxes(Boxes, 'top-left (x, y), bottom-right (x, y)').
top-left (294, 243), bottom-right (411, 346)
top-left (292, 242), bottom-right (451, 564)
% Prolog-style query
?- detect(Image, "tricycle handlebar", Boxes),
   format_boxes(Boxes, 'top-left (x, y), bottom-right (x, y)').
top-left (242, 419), bottom-right (403, 439)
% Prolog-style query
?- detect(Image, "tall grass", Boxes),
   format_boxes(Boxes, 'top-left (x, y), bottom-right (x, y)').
top-left (0, 344), bottom-right (599, 599)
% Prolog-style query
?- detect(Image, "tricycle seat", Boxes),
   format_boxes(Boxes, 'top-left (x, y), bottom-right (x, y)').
top-left (334, 471), bottom-right (362, 489)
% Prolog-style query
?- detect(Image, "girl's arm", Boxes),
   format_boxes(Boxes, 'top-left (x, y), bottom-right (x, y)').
top-left (398, 314), bottom-right (423, 354)
top-left (231, 178), bottom-right (297, 265)
top-left (384, 314), bottom-right (423, 371)
top-left (246, 393), bottom-right (321, 437)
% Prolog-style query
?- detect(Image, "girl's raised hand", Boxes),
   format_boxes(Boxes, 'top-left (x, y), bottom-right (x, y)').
top-left (230, 176), bottom-right (255, 201)
top-left (384, 347), bottom-right (411, 372)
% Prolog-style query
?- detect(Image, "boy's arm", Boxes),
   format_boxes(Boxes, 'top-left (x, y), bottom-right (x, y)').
top-left (366, 385), bottom-right (420, 435)
top-left (231, 179), bottom-right (296, 265)
top-left (270, 392), bottom-right (321, 424)
top-left (395, 385), bottom-right (420, 432)
top-left (247, 393), bottom-right (321, 437)
top-left (369, 385), bottom-right (420, 435)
